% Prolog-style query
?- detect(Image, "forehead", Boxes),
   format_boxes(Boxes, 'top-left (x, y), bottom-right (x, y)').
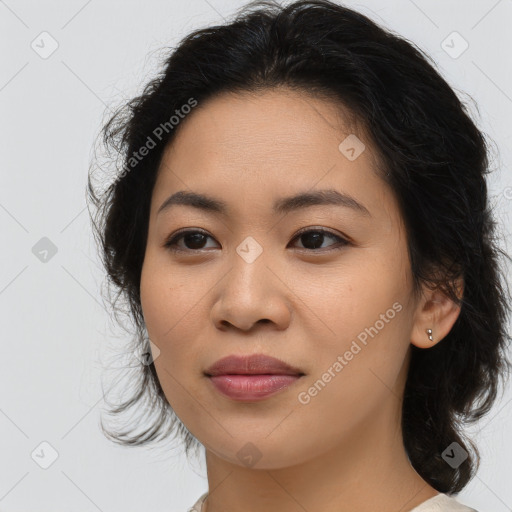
top-left (161, 88), bottom-right (366, 171)
top-left (151, 88), bottom-right (397, 227)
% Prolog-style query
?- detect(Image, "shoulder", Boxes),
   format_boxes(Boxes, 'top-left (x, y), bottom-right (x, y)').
top-left (188, 491), bottom-right (208, 512)
top-left (186, 492), bottom-right (479, 512)
top-left (410, 493), bottom-right (479, 512)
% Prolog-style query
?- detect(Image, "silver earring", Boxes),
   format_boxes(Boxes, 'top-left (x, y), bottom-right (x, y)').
top-left (426, 328), bottom-right (433, 342)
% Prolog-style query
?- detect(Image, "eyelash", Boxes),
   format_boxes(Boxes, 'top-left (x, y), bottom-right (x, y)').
top-left (163, 227), bottom-right (350, 254)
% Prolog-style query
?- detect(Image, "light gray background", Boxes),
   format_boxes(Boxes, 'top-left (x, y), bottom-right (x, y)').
top-left (1, 1), bottom-right (511, 511)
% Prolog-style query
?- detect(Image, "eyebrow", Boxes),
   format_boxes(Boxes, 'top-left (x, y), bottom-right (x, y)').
top-left (157, 188), bottom-right (371, 218)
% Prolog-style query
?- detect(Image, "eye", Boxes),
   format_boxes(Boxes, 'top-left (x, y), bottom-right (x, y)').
top-left (163, 229), bottom-right (218, 252)
top-left (163, 227), bottom-right (349, 253)
top-left (289, 227), bottom-right (349, 251)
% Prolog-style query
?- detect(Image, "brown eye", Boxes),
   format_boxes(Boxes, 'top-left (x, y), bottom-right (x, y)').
top-left (290, 228), bottom-right (349, 251)
top-left (164, 230), bottom-right (218, 252)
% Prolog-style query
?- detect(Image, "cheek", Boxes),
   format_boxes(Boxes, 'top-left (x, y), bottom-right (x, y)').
top-left (140, 259), bottom-right (205, 415)
top-left (300, 257), bottom-right (404, 339)
top-left (140, 255), bottom-right (212, 400)
top-left (140, 268), bottom-right (168, 339)
top-left (294, 254), bottom-right (411, 395)
top-left (140, 255), bottom-right (197, 340)
top-left (292, 285), bottom-right (410, 441)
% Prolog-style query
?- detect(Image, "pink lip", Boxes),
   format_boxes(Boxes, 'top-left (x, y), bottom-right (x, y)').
top-left (208, 374), bottom-right (302, 401)
top-left (204, 353), bottom-right (305, 401)
top-left (205, 353), bottom-right (304, 376)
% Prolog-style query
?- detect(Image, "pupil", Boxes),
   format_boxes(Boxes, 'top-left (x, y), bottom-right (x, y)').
top-left (185, 233), bottom-right (206, 249)
top-left (302, 232), bottom-right (323, 249)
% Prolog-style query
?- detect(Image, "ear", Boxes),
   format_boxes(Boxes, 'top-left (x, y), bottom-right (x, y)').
top-left (410, 277), bottom-right (464, 349)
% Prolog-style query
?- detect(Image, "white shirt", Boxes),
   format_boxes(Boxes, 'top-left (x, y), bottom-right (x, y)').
top-left (188, 492), bottom-right (208, 512)
top-left (188, 492), bottom-right (478, 511)
top-left (410, 493), bottom-right (478, 511)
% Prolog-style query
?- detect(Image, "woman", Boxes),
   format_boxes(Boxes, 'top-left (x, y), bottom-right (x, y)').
top-left (87, 1), bottom-right (512, 511)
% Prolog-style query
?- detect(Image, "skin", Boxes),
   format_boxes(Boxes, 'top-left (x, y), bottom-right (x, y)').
top-left (139, 87), bottom-right (463, 512)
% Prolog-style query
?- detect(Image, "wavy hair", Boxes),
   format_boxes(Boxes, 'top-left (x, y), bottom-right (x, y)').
top-left (87, 0), bottom-right (512, 493)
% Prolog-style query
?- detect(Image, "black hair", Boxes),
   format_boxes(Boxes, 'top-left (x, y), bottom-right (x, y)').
top-left (87, 0), bottom-right (512, 493)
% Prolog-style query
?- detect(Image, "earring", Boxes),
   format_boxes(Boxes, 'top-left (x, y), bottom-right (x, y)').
top-left (426, 328), bottom-right (433, 342)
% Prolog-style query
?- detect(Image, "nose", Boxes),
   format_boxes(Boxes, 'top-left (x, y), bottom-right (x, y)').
top-left (210, 246), bottom-right (292, 333)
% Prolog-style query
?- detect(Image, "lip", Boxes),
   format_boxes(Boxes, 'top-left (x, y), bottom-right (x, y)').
top-left (204, 353), bottom-right (305, 402)
top-left (204, 353), bottom-right (305, 377)
top-left (208, 374), bottom-right (303, 401)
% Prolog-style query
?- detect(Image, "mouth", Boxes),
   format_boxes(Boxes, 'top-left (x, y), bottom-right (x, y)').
top-left (204, 353), bottom-right (305, 401)
top-left (206, 373), bottom-right (305, 401)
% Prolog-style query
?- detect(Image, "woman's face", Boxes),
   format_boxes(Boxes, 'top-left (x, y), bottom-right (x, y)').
top-left (140, 88), bottom-right (423, 468)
